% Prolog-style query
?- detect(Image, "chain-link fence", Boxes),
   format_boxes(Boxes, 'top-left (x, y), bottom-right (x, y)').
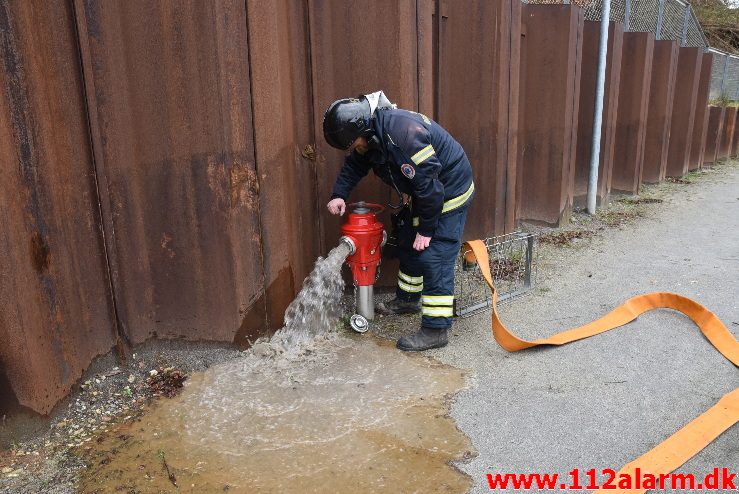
top-left (523, 0), bottom-right (739, 101)
top-left (524, 0), bottom-right (707, 46)
top-left (709, 50), bottom-right (739, 101)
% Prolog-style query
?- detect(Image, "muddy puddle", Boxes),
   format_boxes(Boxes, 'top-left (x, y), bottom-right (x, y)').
top-left (77, 335), bottom-right (475, 493)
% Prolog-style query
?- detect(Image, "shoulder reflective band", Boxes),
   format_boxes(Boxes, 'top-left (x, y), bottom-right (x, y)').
top-left (464, 239), bottom-right (739, 494)
top-left (410, 144), bottom-right (435, 165)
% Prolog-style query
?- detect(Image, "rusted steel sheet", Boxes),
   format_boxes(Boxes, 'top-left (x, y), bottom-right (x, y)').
top-left (437, 0), bottom-right (521, 238)
top-left (575, 20), bottom-right (623, 205)
top-left (718, 107), bottom-right (737, 159)
top-left (308, 0), bottom-right (426, 287)
top-left (73, 1), bottom-right (266, 344)
top-left (665, 48), bottom-right (703, 178)
top-left (703, 106), bottom-right (725, 164)
top-left (417, 0), bottom-right (435, 117)
top-left (689, 54), bottom-right (714, 170)
top-left (611, 32), bottom-right (654, 194)
top-left (732, 112), bottom-right (739, 158)
top-left (517, 4), bottom-right (584, 226)
top-left (244, 0), bottom-right (321, 336)
top-left (0, 0), bottom-right (117, 414)
top-left (642, 41), bottom-right (679, 183)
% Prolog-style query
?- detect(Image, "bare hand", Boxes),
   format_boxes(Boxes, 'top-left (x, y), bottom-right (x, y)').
top-left (327, 198), bottom-right (346, 216)
top-left (413, 233), bottom-right (431, 251)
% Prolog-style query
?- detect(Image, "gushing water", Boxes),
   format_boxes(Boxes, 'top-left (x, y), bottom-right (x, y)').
top-left (270, 241), bottom-right (352, 351)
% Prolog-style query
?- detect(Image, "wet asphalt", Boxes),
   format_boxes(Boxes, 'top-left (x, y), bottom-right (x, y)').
top-left (429, 164), bottom-right (739, 492)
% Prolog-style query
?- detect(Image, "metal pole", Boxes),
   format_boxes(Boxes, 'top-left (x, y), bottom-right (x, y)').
top-left (656, 0), bottom-right (666, 41)
top-left (681, 4), bottom-right (690, 46)
top-left (624, 0), bottom-right (631, 31)
top-left (587, 0), bottom-right (611, 214)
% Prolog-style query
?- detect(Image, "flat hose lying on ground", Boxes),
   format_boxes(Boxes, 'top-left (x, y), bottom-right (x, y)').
top-left (464, 239), bottom-right (739, 494)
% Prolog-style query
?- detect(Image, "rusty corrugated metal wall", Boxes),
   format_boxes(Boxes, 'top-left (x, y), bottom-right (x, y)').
top-left (665, 48), bottom-right (703, 178)
top-left (704, 106), bottom-right (725, 164)
top-left (0, 0), bottom-right (720, 414)
top-left (611, 32), bottom-right (654, 195)
top-left (436, 0), bottom-right (521, 238)
top-left (0, 0), bottom-right (118, 414)
top-left (642, 40), bottom-right (679, 183)
top-left (689, 53), bottom-right (713, 171)
top-left (517, 4), bottom-right (584, 226)
top-left (244, 0), bottom-right (321, 338)
top-left (73, 0), bottom-right (267, 345)
top-left (719, 107), bottom-right (738, 159)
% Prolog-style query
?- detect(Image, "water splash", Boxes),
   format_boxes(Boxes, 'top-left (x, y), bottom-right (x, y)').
top-left (270, 241), bottom-right (351, 352)
top-left (78, 337), bottom-right (473, 493)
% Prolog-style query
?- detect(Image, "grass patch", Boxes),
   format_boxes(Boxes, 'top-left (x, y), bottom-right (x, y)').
top-left (596, 209), bottom-right (643, 227)
top-left (666, 170), bottom-right (706, 185)
top-left (539, 229), bottom-right (594, 246)
top-left (666, 176), bottom-right (693, 184)
top-left (618, 197), bottom-right (663, 205)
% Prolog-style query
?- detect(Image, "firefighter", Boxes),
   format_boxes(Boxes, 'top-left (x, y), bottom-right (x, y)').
top-left (323, 91), bottom-right (474, 352)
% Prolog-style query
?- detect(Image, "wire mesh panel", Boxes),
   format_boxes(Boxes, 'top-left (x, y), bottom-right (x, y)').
top-left (710, 52), bottom-right (728, 100)
top-left (726, 58), bottom-right (739, 101)
top-left (454, 232), bottom-right (537, 317)
top-left (685, 9), bottom-right (708, 48)
top-left (582, 0), bottom-right (627, 23)
top-left (628, 0), bottom-right (660, 33)
top-left (660, 0), bottom-right (686, 42)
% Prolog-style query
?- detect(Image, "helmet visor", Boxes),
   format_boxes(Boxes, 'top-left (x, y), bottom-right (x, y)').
top-left (324, 128), bottom-right (354, 150)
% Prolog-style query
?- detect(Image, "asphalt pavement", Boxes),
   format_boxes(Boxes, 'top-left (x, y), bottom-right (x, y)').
top-left (430, 163), bottom-right (739, 492)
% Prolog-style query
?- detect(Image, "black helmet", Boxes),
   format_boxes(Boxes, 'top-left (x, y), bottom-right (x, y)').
top-left (323, 97), bottom-right (373, 150)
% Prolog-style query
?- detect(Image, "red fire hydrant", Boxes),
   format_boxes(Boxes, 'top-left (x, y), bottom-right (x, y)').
top-left (339, 202), bottom-right (386, 330)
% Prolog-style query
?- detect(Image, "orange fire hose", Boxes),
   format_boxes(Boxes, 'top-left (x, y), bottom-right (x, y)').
top-left (464, 240), bottom-right (739, 494)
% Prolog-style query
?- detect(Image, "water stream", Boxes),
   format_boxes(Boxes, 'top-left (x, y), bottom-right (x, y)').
top-left (270, 242), bottom-right (351, 352)
top-left (77, 243), bottom-right (474, 493)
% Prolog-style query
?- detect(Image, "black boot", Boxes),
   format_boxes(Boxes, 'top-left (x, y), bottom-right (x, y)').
top-left (396, 326), bottom-right (448, 352)
top-left (376, 298), bottom-right (421, 315)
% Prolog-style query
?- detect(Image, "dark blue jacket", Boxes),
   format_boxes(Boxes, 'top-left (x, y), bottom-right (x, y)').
top-left (331, 109), bottom-right (474, 237)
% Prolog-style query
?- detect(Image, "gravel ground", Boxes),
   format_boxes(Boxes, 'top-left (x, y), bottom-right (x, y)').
top-left (1, 160), bottom-right (737, 493)
top-left (0, 341), bottom-right (242, 493)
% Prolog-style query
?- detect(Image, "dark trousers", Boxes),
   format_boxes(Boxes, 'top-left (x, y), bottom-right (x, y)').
top-left (395, 204), bottom-right (470, 329)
